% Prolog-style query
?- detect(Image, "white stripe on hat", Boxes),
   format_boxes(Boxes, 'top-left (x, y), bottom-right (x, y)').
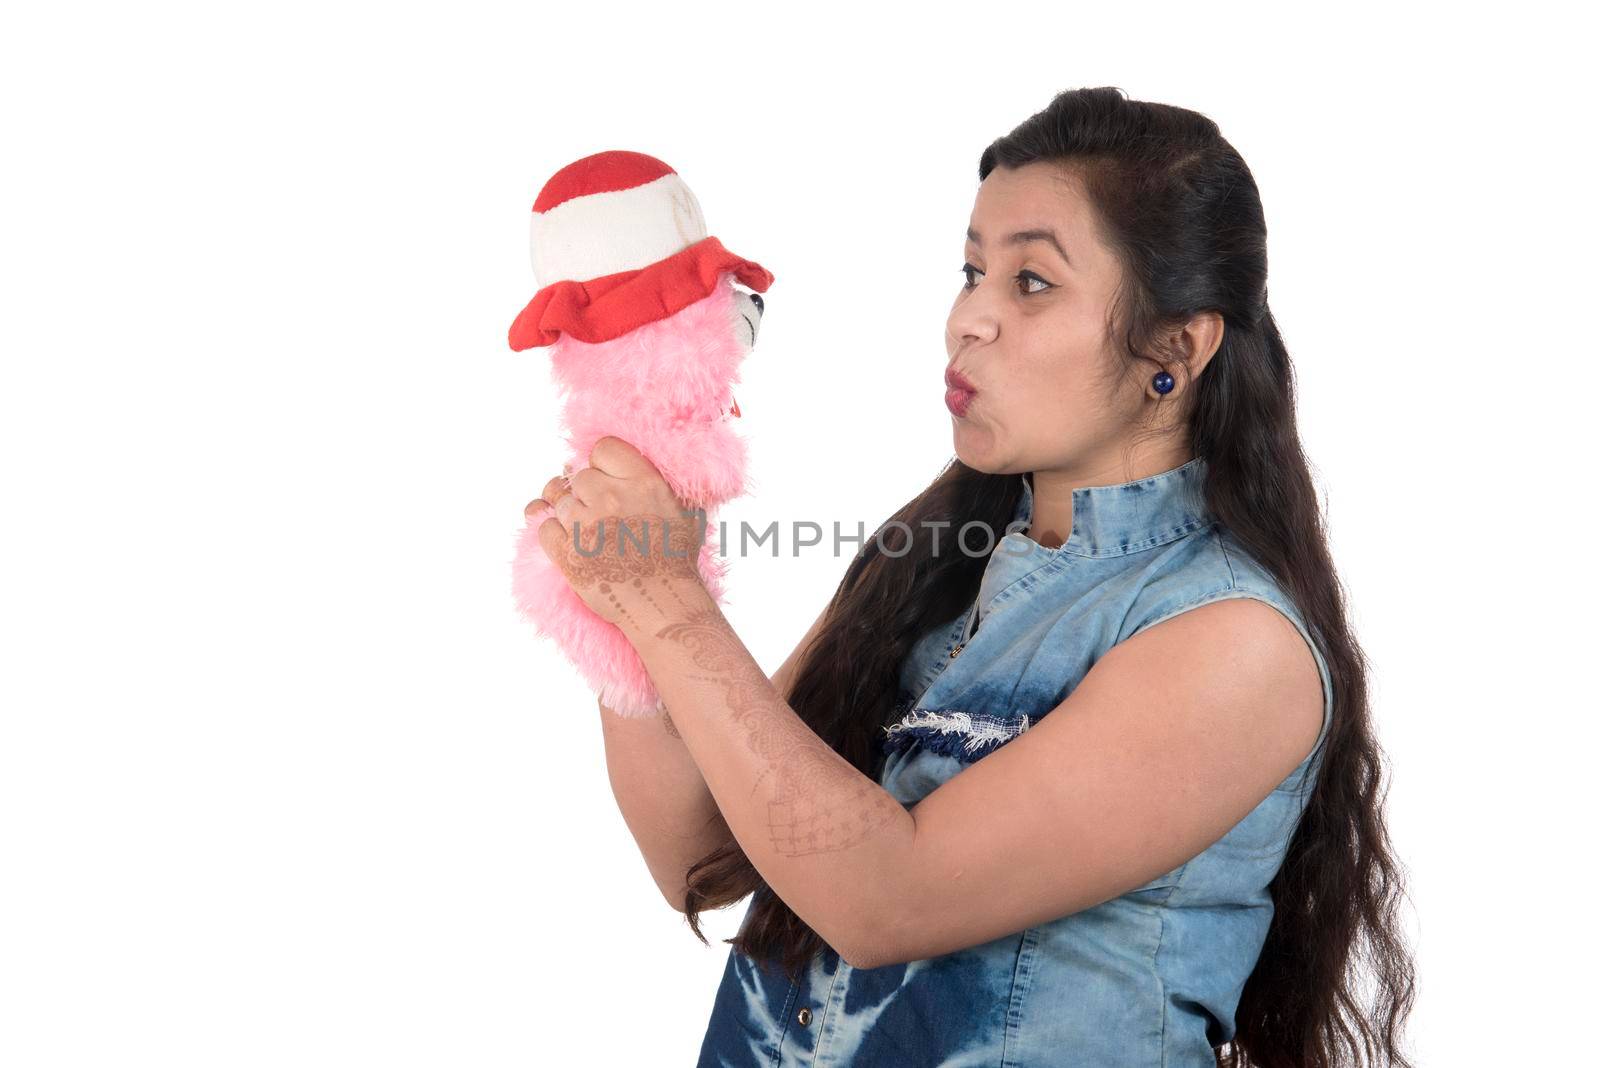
top-left (530, 172), bottom-right (708, 286)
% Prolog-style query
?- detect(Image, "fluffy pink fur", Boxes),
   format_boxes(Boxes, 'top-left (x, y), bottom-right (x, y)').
top-left (511, 281), bottom-right (755, 718)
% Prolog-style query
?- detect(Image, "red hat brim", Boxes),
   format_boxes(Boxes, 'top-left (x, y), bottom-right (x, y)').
top-left (508, 235), bottom-right (773, 351)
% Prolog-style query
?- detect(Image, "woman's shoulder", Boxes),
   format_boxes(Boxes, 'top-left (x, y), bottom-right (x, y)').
top-left (1117, 524), bottom-right (1335, 768)
top-left (1117, 523), bottom-right (1308, 643)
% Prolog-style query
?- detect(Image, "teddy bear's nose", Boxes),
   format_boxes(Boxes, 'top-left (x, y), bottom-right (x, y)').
top-left (750, 293), bottom-right (764, 312)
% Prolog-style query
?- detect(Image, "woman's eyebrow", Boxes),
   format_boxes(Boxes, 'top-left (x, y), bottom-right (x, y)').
top-left (965, 225), bottom-right (1072, 268)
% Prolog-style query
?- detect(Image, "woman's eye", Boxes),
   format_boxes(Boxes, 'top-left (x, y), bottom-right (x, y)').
top-left (959, 263), bottom-right (1052, 295)
top-left (1015, 271), bottom-right (1052, 295)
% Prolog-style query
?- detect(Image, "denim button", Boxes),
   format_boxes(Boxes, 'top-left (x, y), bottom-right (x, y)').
top-left (796, 1007), bottom-right (812, 1026)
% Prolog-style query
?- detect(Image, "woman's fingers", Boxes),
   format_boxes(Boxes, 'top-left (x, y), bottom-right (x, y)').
top-left (527, 462), bottom-right (587, 524)
top-left (526, 472), bottom-right (573, 522)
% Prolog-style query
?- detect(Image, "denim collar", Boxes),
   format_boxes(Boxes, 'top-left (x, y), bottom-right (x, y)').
top-left (1011, 455), bottom-right (1214, 559)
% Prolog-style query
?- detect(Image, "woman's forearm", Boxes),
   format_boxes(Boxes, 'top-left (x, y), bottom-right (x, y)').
top-left (597, 697), bottom-right (732, 911)
top-left (625, 584), bottom-right (916, 966)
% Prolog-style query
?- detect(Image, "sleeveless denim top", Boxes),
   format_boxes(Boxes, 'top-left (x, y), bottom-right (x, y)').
top-left (697, 456), bottom-right (1335, 1067)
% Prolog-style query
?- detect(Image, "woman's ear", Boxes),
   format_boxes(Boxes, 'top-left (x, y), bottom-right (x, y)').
top-left (1177, 310), bottom-right (1226, 382)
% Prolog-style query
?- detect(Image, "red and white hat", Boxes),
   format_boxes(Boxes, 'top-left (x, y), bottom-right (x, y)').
top-left (507, 150), bottom-right (774, 350)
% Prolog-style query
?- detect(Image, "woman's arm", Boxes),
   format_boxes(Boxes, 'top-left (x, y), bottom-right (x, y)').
top-left (599, 602), bottom-right (832, 912)
top-left (624, 582), bottom-right (916, 962)
top-left (627, 585), bottom-right (1323, 970)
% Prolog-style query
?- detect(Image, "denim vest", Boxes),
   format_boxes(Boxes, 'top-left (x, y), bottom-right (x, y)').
top-left (697, 456), bottom-right (1335, 1067)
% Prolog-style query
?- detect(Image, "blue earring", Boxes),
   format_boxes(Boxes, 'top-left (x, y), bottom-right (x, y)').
top-left (1152, 371), bottom-right (1175, 395)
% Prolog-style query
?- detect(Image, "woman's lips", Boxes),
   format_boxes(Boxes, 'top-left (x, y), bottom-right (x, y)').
top-left (944, 367), bottom-right (977, 418)
top-left (945, 387), bottom-right (974, 417)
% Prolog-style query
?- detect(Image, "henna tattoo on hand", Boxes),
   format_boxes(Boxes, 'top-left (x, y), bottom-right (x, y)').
top-left (654, 608), bottom-right (901, 857)
top-left (549, 511), bottom-right (708, 631)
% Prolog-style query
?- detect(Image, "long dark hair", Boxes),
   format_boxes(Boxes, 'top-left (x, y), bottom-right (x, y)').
top-left (680, 87), bottom-right (1416, 1067)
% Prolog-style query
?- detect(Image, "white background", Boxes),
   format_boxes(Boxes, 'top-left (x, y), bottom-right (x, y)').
top-left (3, 3), bottom-right (1593, 1065)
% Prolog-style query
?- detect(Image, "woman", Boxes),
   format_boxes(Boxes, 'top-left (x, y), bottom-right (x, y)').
top-left (529, 87), bottom-right (1415, 1067)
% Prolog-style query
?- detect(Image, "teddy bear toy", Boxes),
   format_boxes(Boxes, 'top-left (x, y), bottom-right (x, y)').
top-left (508, 149), bottom-right (773, 719)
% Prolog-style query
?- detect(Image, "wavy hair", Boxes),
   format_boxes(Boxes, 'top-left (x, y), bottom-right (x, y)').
top-left (679, 87), bottom-right (1416, 1067)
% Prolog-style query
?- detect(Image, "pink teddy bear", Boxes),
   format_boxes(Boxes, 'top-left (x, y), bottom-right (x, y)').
top-left (507, 150), bottom-right (773, 718)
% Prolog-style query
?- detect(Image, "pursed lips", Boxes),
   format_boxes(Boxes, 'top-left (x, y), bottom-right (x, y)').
top-left (945, 366), bottom-right (978, 394)
top-left (945, 366), bottom-right (978, 417)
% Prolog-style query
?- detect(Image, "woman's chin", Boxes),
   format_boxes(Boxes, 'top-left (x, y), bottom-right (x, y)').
top-left (951, 422), bottom-right (998, 467)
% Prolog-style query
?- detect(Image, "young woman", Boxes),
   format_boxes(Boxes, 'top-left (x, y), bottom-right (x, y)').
top-left (528, 87), bottom-right (1415, 1068)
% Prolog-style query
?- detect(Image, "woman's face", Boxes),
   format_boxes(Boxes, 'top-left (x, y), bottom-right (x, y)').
top-left (945, 161), bottom-right (1141, 476)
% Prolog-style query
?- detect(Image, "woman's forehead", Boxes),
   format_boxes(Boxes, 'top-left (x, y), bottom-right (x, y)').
top-left (970, 167), bottom-right (1094, 243)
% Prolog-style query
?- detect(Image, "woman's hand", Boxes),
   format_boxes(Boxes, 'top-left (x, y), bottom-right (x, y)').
top-left (525, 436), bottom-right (709, 636)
